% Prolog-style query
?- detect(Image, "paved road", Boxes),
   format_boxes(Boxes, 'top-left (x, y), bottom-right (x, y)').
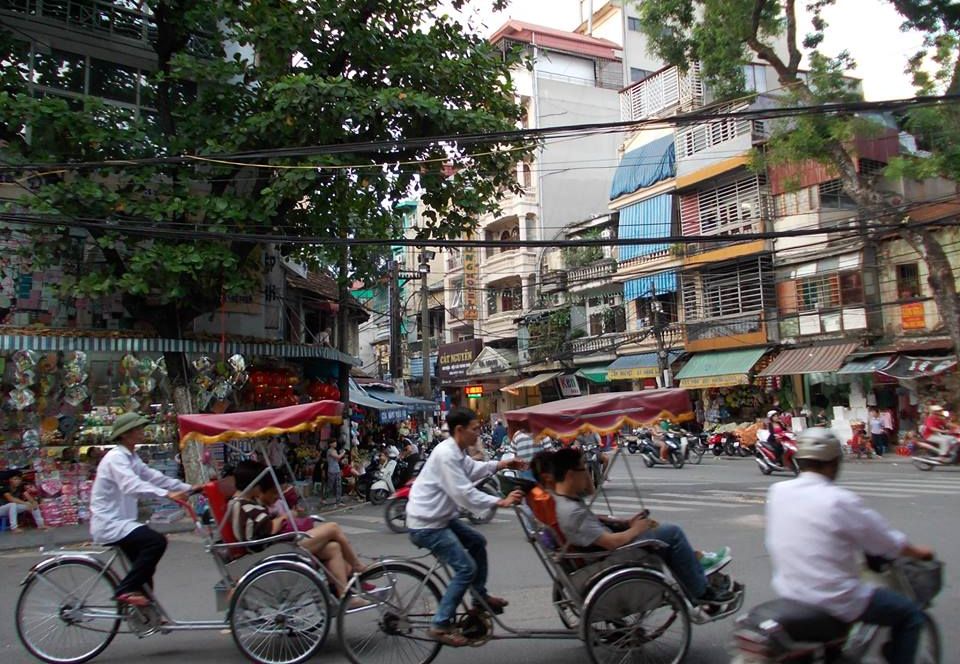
top-left (1, 455), bottom-right (957, 664)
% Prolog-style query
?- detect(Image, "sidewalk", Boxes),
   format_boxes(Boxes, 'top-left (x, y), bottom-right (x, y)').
top-left (0, 497), bottom-right (368, 553)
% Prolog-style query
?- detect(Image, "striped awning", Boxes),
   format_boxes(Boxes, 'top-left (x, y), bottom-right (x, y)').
top-left (759, 343), bottom-right (858, 377)
top-left (624, 271), bottom-right (679, 300)
top-left (0, 333), bottom-right (358, 364)
top-left (837, 355), bottom-right (894, 375)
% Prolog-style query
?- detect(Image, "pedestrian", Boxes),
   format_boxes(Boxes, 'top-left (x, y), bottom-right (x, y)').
top-left (326, 439), bottom-right (345, 506)
top-left (868, 408), bottom-right (887, 457)
top-left (491, 419), bottom-right (507, 449)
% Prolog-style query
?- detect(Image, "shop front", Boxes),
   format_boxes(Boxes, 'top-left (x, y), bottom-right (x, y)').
top-left (758, 342), bottom-right (859, 426)
top-left (463, 346), bottom-right (520, 419)
top-left (675, 347), bottom-right (770, 425)
top-left (437, 339), bottom-right (484, 412)
top-left (574, 365), bottom-right (611, 394)
top-left (606, 352), bottom-right (682, 390)
top-left (501, 372), bottom-right (564, 409)
top-left (0, 332), bottom-right (357, 530)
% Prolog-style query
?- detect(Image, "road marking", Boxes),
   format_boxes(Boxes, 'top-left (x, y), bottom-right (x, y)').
top-left (839, 484), bottom-right (954, 496)
top-left (339, 525), bottom-right (376, 535)
top-left (340, 514), bottom-right (388, 524)
top-left (598, 496), bottom-right (718, 511)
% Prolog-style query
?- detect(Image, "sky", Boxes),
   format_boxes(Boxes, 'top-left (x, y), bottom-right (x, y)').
top-left (450, 0), bottom-right (929, 101)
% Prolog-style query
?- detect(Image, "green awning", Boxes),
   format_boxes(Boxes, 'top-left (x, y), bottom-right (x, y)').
top-left (575, 365), bottom-right (610, 384)
top-left (676, 348), bottom-right (767, 389)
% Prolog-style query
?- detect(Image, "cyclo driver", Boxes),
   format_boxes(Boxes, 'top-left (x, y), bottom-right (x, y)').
top-left (405, 407), bottom-right (527, 646)
top-left (766, 428), bottom-right (935, 664)
top-left (89, 412), bottom-right (199, 607)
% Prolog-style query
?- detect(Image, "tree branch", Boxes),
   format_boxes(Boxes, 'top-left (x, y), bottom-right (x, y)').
top-left (785, 0), bottom-right (803, 74)
top-left (747, 0), bottom-right (795, 82)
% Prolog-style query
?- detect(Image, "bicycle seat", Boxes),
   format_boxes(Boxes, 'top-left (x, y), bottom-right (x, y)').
top-left (741, 599), bottom-right (849, 643)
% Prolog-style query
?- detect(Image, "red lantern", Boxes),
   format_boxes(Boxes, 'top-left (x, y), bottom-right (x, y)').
top-left (329, 386), bottom-right (340, 401)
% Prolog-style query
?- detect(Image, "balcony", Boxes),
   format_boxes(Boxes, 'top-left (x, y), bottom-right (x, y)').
top-left (684, 313), bottom-right (767, 351)
top-left (482, 311), bottom-right (520, 341)
top-left (567, 332), bottom-right (633, 357)
top-left (3, 0), bottom-right (156, 42)
top-left (481, 248), bottom-right (537, 282)
top-left (447, 253), bottom-right (463, 272)
top-left (620, 63), bottom-right (705, 121)
top-left (568, 260), bottom-right (617, 293)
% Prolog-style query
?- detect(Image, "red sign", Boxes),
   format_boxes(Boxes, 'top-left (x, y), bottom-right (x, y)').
top-left (465, 385), bottom-right (484, 399)
top-left (901, 303), bottom-right (926, 331)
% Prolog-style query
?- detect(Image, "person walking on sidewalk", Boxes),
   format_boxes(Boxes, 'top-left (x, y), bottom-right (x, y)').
top-left (89, 412), bottom-right (197, 608)
top-left (869, 408), bottom-right (888, 457)
top-left (326, 439), bottom-right (345, 506)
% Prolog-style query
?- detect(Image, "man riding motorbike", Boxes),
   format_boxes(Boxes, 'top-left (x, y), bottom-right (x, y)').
top-left (763, 409), bottom-right (786, 465)
top-left (765, 427), bottom-right (935, 664)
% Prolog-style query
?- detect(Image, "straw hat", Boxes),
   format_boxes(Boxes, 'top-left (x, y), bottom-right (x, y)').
top-left (110, 412), bottom-right (150, 440)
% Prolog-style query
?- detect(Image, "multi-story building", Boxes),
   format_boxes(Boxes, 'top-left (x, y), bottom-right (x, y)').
top-left (439, 20), bottom-right (624, 415)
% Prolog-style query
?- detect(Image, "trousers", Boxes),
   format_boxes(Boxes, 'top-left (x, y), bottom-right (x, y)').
top-left (859, 587), bottom-right (925, 664)
top-left (0, 501), bottom-right (44, 529)
top-left (111, 525), bottom-right (168, 597)
top-left (409, 519), bottom-right (489, 627)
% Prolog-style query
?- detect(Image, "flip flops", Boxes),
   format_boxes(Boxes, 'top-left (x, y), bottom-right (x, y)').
top-left (427, 627), bottom-right (471, 647)
top-left (115, 592), bottom-right (151, 607)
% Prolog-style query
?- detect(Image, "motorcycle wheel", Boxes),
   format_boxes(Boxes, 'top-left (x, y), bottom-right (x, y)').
top-left (354, 480), bottom-right (370, 502)
top-left (627, 444), bottom-right (638, 455)
top-left (711, 445), bottom-right (723, 456)
top-left (724, 440), bottom-right (737, 456)
top-left (791, 458), bottom-right (800, 476)
top-left (738, 445), bottom-right (752, 457)
top-left (670, 451), bottom-right (685, 469)
top-left (641, 454), bottom-right (654, 468)
top-left (369, 488), bottom-right (389, 505)
top-left (916, 460), bottom-right (935, 472)
top-left (384, 498), bottom-right (408, 534)
top-left (759, 463), bottom-right (772, 475)
top-left (690, 441), bottom-right (705, 465)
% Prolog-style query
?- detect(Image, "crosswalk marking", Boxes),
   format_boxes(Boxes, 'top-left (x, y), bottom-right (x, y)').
top-left (839, 484), bottom-right (952, 496)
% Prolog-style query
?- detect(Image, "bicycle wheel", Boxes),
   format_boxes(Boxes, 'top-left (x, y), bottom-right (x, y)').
top-left (230, 560), bottom-right (332, 664)
top-left (582, 570), bottom-right (691, 664)
top-left (16, 559), bottom-right (121, 664)
top-left (338, 561), bottom-right (444, 664)
top-left (916, 613), bottom-right (941, 664)
top-left (552, 580), bottom-right (580, 630)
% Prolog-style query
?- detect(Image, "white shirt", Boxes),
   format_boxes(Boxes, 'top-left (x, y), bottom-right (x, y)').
top-left (406, 438), bottom-right (499, 530)
top-left (766, 472), bottom-right (907, 621)
top-left (90, 445), bottom-right (191, 544)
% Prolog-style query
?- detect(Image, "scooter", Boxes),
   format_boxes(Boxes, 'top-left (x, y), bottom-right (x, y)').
top-left (384, 476), bottom-right (500, 533)
top-left (683, 430), bottom-right (707, 465)
top-left (639, 431), bottom-right (686, 469)
top-left (755, 430), bottom-right (799, 476)
top-left (369, 457), bottom-right (398, 505)
top-left (622, 427), bottom-right (652, 454)
top-left (912, 435), bottom-right (960, 471)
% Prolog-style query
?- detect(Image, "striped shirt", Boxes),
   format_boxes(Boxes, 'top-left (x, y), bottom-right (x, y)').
top-left (511, 431), bottom-right (538, 462)
top-left (229, 497), bottom-right (273, 551)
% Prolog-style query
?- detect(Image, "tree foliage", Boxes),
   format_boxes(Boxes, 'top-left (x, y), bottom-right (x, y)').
top-left (0, 0), bottom-right (528, 336)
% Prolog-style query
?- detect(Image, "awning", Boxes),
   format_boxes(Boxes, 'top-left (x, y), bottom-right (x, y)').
top-left (618, 193), bottom-right (672, 261)
top-left (880, 355), bottom-right (958, 380)
top-left (178, 401), bottom-right (343, 447)
top-left (348, 380), bottom-right (407, 423)
top-left (0, 332), bottom-right (358, 364)
top-left (837, 355), bottom-right (894, 375)
top-left (609, 134), bottom-right (676, 200)
top-left (624, 271), bottom-right (678, 300)
top-left (758, 343), bottom-right (859, 377)
top-left (607, 352), bottom-right (681, 381)
top-left (366, 389), bottom-right (436, 413)
top-left (501, 371), bottom-right (563, 394)
top-left (575, 365), bottom-right (610, 384)
top-left (676, 347), bottom-right (767, 389)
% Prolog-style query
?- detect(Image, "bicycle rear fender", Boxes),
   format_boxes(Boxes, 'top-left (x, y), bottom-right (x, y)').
top-left (21, 553), bottom-right (121, 588)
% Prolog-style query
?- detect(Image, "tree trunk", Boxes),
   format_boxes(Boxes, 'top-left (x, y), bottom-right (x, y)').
top-left (902, 226), bottom-right (960, 353)
top-left (336, 218), bottom-right (352, 449)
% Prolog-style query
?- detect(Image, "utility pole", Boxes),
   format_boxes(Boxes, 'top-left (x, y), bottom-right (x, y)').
top-left (388, 259), bottom-right (402, 383)
top-left (651, 283), bottom-right (672, 388)
top-left (336, 213), bottom-right (352, 449)
top-left (419, 252), bottom-right (432, 400)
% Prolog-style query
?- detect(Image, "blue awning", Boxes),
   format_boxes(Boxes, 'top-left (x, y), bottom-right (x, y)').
top-left (366, 389), bottom-right (436, 413)
top-left (408, 354), bottom-right (438, 380)
top-left (607, 352), bottom-right (680, 380)
top-left (618, 193), bottom-right (673, 261)
top-left (610, 135), bottom-right (676, 200)
top-left (624, 271), bottom-right (678, 300)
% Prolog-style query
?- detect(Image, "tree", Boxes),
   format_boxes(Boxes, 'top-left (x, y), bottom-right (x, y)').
top-left (636, 0), bottom-right (960, 351)
top-left (0, 0), bottom-right (528, 368)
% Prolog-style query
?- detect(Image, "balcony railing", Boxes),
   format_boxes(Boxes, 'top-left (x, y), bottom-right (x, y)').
top-left (406, 337), bottom-right (440, 353)
top-left (684, 313), bottom-right (763, 342)
top-left (447, 253), bottom-right (463, 271)
top-left (620, 63), bottom-right (705, 121)
top-left (567, 260), bottom-right (617, 289)
top-left (566, 332), bottom-right (632, 355)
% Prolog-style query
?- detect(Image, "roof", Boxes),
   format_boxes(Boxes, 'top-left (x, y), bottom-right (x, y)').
top-left (489, 20), bottom-right (621, 61)
top-left (758, 343), bottom-right (859, 377)
top-left (610, 134), bottom-right (676, 200)
top-left (285, 268), bottom-right (368, 320)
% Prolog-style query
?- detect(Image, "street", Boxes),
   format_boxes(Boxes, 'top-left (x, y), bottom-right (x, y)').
top-left (1, 455), bottom-right (957, 664)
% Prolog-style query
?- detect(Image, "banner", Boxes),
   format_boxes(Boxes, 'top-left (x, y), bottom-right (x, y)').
top-left (557, 375), bottom-right (581, 397)
top-left (462, 242), bottom-right (479, 320)
top-left (438, 339), bottom-right (483, 382)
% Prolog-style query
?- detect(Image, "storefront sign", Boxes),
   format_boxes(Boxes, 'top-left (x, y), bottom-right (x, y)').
top-left (679, 373), bottom-right (750, 389)
top-left (465, 346), bottom-right (517, 377)
top-left (607, 365), bottom-right (659, 380)
top-left (438, 339), bottom-right (483, 382)
top-left (462, 242), bottom-right (479, 320)
top-left (881, 355), bottom-right (957, 380)
top-left (557, 375), bottom-right (581, 397)
top-left (465, 385), bottom-right (484, 399)
top-left (901, 303), bottom-right (926, 330)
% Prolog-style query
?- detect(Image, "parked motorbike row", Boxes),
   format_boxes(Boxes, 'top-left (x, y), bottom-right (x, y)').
top-left (620, 426), bottom-right (707, 469)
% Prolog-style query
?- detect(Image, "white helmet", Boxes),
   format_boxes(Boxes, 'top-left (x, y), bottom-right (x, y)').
top-left (766, 410), bottom-right (779, 419)
top-left (795, 427), bottom-right (842, 462)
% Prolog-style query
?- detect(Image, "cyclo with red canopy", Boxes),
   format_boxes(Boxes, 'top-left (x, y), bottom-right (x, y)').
top-left (15, 400), bottom-right (354, 664)
top-left (337, 389), bottom-right (745, 664)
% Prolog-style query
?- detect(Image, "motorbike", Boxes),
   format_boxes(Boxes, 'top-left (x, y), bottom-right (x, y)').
top-left (369, 457), bottom-right (399, 505)
top-left (582, 441), bottom-right (605, 488)
top-left (731, 556), bottom-right (943, 663)
top-left (354, 456), bottom-right (381, 502)
top-left (384, 475), bottom-right (501, 533)
top-left (912, 435), bottom-right (960, 471)
top-left (683, 430), bottom-right (707, 465)
top-left (638, 430), bottom-right (686, 469)
top-left (754, 430), bottom-right (799, 476)
top-left (622, 427), bottom-right (652, 454)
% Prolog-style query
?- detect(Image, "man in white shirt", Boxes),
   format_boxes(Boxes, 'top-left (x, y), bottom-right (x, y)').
top-left (766, 428), bottom-right (934, 664)
top-left (406, 407), bottom-right (526, 646)
top-left (90, 412), bottom-right (195, 608)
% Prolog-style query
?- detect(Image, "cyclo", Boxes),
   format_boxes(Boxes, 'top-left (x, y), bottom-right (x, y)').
top-left (337, 389), bottom-right (746, 664)
top-left (15, 400), bottom-right (352, 664)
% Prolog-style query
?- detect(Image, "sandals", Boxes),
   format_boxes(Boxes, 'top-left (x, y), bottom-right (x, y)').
top-left (427, 627), bottom-right (471, 647)
top-left (115, 592), bottom-right (151, 607)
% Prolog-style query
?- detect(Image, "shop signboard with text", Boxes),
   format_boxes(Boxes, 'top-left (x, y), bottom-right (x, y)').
top-left (438, 339), bottom-right (484, 382)
top-left (462, 242), bottom-right (479, 320)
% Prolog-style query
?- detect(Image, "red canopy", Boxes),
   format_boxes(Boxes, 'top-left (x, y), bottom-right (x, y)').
top-left (504, 390), bottom-right (693, 440)
top-left (178, 401), bottom-right (343, 448)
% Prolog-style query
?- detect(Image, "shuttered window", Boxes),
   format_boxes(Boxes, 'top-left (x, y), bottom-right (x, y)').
top-left (692, 174), bottom-right (768, 236)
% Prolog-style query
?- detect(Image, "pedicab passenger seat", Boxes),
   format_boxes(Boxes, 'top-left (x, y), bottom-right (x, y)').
top-left (202, 478), bottom-right (303, 563)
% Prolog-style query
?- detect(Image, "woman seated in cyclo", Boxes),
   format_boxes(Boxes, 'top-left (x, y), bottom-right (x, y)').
top-left (527, 448), bottom-right (733, 604)
top-left (230, 460), bottom-right (367, 600)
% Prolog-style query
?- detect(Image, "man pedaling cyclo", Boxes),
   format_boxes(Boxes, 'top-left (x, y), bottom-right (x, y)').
top-left (532, 446), bottom-right (734, 605)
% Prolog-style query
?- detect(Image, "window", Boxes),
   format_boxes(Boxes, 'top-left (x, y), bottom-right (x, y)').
top-left (743, 64), bottom-right (768, 93)
top-left (896, 263), bottom-right (921, 299)
top-left (630, 67), bottom-right (653, 82)
top-left (32, 49), bottom-right (86, 93)
top-left (91, 58), bottom-right (139, 104)
top-left (798, 275), bottom-right (840, 312)
top-left (839, 271), bottom-right (864, 305)
top-left (818, 180), bottom-right (856, 209)
top-left (780, 270), bottom-right (863, 315)
top-left (627, 17), bottom-right (642, 31)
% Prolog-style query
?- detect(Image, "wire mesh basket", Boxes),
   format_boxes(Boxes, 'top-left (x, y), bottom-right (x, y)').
top-left (892, 559), bottom-right (943, 607)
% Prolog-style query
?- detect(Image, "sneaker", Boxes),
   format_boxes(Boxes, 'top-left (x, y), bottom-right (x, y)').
top-left (700, 547), bottom-right (731, 575)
